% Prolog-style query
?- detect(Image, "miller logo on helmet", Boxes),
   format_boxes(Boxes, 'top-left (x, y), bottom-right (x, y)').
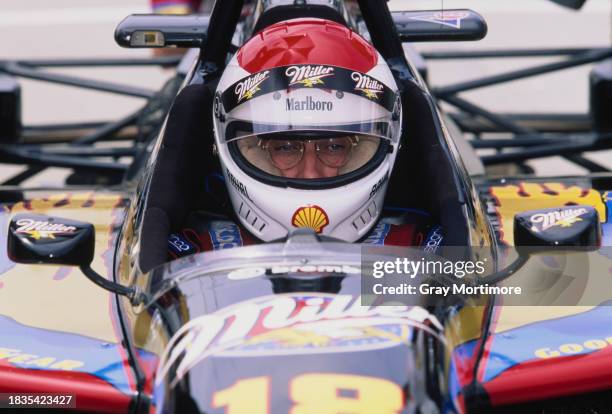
top-left (212, 18), bottom-right (402, 242)
top-left (234, 70), bottom-right (270, 102)
top-left (285, 65), bottom-right (335, 87)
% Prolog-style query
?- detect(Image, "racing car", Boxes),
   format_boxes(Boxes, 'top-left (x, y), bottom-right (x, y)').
top-left (0, 0), bottom-right (612, 413)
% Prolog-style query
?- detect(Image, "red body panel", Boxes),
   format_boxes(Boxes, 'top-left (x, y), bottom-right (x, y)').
top-left (485, 347), bottom-right (612, 406)
top-left (0, 363), bottom-right (132, 413)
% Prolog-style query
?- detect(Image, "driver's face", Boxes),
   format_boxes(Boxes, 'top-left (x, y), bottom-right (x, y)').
top-left (281, 141), bottom-right (339, 179)
top-left (262, 136), bottom-right (354, 179)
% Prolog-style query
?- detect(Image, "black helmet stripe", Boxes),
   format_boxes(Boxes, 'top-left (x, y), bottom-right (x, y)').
top-left (221, 65), bottom-right (397, 113)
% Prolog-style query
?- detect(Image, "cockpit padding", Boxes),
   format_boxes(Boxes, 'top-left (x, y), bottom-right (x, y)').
top-left (140, 83), bottom-right (219, 272)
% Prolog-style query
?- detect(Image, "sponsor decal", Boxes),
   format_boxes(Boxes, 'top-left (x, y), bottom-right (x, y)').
top-left (0, 314), bottom-right (150, 395)
top-left (369, 173), bottom-right (389, 199)
top-left (291, 205), bottom-right (329, 233)
top-left (0, 347), bottom-right (84, 371)
top-left (168, 233), bottom-right (196, 256)
top-left (535, 336), bottom-right (612, 359)
top-left (530, 207), bottom-right (588, 232)
top-left (234, 70), bottom-right (270, 103)
top-left (207, 221), bottom-right (243, 250)
top-left (423, 226), bottom-right (443, 253)
top-left (157, 294), bottom-right (443, 385)
top-left (362, 222), bottom-right (391, 245)
top-left (15, 218), bottom-right (76, 240)
top-left (351, 72), bottom-right (385, 100)
top-left (285, 96), bottom-right (333, 111)
top-left (228, 264), bottom-right (360, 280)
top-left (409, 11), bottom-right (470, 29)
top-left (285, 65), bottom-right (335, 87)
top-left (223, 65), bottom-right (396, 113)
top-left (226, 168), bottom-right (250, 200)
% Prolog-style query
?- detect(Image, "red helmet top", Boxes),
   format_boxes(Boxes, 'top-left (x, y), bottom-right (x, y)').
top-left (237, 18), bottom-right (378, 73)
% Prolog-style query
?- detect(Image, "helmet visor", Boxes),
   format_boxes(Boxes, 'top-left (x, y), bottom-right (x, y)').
top-left (235, 133), bottom-right (383, 178)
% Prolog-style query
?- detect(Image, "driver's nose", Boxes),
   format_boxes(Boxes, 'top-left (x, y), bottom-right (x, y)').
top-left (301, 143), bottom-right (323, 179)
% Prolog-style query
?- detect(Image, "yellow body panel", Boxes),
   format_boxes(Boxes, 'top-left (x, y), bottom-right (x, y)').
top-left (0, 192), bottom-right (128, 343)
top-left (489, 182), bottom-right (606, 245)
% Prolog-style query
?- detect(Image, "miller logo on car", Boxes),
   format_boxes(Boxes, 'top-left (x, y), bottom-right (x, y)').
top-left (529, 207), bottom-right (588, 232)
top-left (291, 205), bottom-right (329, 233)
top-left (156, 294), bottom-right (443, 386)
top-left (15, 218), bottom-right (77, 240)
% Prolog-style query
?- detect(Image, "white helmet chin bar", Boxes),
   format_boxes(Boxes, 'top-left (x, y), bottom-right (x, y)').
top-left (213, 59), bottom-right (401, 242)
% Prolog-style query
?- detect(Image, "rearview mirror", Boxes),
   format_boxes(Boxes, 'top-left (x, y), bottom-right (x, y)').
top-left (8, 214), bottom-right (94, 267)
top-left (548, 0), bottom-right (587, 10)
top-left (392, 9), bottom-right (487, 42)
top-left (513, 205), bottom-right (601, 253)
top-left (7, 214), bottom-right (144, 305)
top-left (115, 14), bottom-right (210, 48)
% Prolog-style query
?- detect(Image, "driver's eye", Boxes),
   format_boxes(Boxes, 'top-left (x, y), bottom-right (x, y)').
top-left (271, 142), bottom-right (301, 153)
top-left (325, 143), bottom-right (347, 152)
top-left (319, 138), bottom-right (350, 154)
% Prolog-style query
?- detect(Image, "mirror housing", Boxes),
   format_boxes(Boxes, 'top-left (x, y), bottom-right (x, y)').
top-left (392, 9), bottom-right (487, 42)
top-left (8, 214), bottom-right (94, 267)
top-left (549, 0), bottom-right (587, 10)
top-left (513, 205), bottom-right (601, 253)
top-left (115, 14), bottom-right (210, 48)
top-left (7, 214), bottom-right (144, 305)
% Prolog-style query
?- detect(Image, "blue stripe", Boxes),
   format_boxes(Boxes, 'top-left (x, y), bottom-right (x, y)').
top-left (0, 315), bottom-right (133, 394)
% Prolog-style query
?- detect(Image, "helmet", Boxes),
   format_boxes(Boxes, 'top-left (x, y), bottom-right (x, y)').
top-left (212, 18), bottom-right (402, 242)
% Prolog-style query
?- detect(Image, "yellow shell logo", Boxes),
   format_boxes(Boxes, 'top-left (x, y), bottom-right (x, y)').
top-left (291, 205), bottom-right (329, 233)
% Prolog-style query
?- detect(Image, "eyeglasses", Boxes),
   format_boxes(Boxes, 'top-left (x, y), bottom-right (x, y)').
top-left (259, 136), bottom-right (358, 170)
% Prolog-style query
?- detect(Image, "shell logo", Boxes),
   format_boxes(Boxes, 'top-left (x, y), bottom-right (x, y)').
top-left (291, 205), bottom-right (329, 233)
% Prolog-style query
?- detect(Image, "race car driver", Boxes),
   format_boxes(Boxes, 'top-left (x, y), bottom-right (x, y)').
top-left (167, 18), bottom-right (442, 259)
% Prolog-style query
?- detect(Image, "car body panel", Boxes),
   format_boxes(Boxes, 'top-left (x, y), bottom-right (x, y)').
top-left (0, 191), bottom-right (137, 412)
top-left (481, 304), bottom-right (612, 405)
top-left (1, 0), bottom-right (611, 411)
top-left (146, 268), bottom-right (443, 413)
top-left (482, 180), bottom-right (608, 245)
top-left (451, 178), bottom-right (612, 408)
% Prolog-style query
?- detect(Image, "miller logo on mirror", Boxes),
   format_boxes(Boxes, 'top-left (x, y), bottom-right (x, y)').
top-left (530, 207), bottom-right (588, 231)
top-left (285, 65), bottom-right (334, 87)
top-left (235, 70), bottom-right (270, 102)
top-left (351, 72), bottom-right (384, 100)
top-left (291, 205), bottom-right (329, 233)
top-left (15, 218), bottom-right (77, 240)
top-left (156, 294), bottom-right (443, 386)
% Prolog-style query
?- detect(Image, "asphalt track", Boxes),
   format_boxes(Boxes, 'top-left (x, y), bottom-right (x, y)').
top-left (1, 0), bottom-right (611, 185)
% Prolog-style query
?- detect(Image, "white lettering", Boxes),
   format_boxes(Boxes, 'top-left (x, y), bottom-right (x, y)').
top-left (234, 71), bottom-right (270, 102)
top-left (285, 65), bottom-right (334, 86)
top-left (530, 208), bottom-right (588, 231)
